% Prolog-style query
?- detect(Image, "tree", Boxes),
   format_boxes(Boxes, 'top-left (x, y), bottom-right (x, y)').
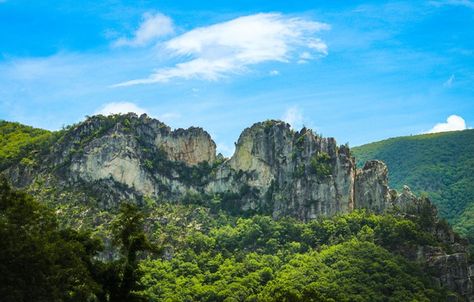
top-left (0, 177), bottom-right (102, 302)
top-left (98, 203), bottom-right (158, 302)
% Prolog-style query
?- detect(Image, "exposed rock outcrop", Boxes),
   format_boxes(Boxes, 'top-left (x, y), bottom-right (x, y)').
top-left (1, 114), bottom-right (472, 300)
top-left (155, 127), bottom-right (216, 166)
top-left (0, 115), bottom-right (459, 218)
top-left (427, 252), bottom-right (473, 300)
top-left (207, 121), bottom-right (356, 219)
top-left (5, 113), bottom-right (217, 204)
top-left (354, 160), bottom-right (390, 212)
top-left (396, 196), bottom-right (474, 301)
top-left (392, 185), bottom-right (419, 210)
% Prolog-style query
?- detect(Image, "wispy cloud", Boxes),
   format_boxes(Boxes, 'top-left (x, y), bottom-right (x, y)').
top-left (282, 106), bottom-right (305, 129)
top-left (297, 51), bottom-right (314, 64)
top-left (95, 102), bottom-right (147, 116)
top-left (427, 115), bottom-right (467, 133)
top-left (114, 12), bottom-right (174, 47)
top-left (443, 74), bottom-right (455, 87)
top-left (429, 0), bottom-right (474, 9)
top-left (269, 70), bottom-right (280, 76)
top-left (114, 13), bottom-right (330, 86)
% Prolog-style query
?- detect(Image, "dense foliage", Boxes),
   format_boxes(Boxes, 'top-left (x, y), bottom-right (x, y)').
top-left (3, 178), bottom-right (458, 301)
top-left (0, 177), bottom-right (102, 301)
top-left (0, 121), bottom-right (53, 169)
top-left (0, 118), bottom-right (469, 301)
top-left (352, 129), bottom-right (474, 245)
top-left (138, 208), bottom-right (452, 301)
top-left (0, 178), bottom-right (155, 302)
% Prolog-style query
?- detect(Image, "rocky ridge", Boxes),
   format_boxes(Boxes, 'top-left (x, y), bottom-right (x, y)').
top-left (1, 113), bottom-right (473, 300)
top-left (6, 114), bottom-right (413, 217)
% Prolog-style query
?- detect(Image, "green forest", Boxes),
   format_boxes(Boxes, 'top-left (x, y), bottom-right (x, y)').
top-left (352, 129), bottom-right (474, 244)
top-left (0, 177), bottom-right (457, 301)
top-left (0, 121), bottom-right (54, 169)
top-left (0, 120), bottom-right (472, 301)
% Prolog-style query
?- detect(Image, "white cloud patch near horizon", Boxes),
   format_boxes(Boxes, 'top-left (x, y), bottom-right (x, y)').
top-left (114, 12), bottom-right (174, 47)
top-left (427, 115), bottom-right (467, 133)
top-left (94, 102), bottom-right (183, 126)
top-left (282, 107), bottom-right (305, 130)
top-left (114, 13), bottom-right (330, 86)
top-left (95, 102), bottom-right (147, 116)
top-left (216, 143), bottom-right (235, 158)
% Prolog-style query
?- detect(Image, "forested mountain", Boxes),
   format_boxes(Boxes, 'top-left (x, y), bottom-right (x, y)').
top-left (0, 178), bottom-right (468, 301)
top-left (0, 116), bottom-right (473, 301)
top-left (352, 129), bottom-right (474, 244)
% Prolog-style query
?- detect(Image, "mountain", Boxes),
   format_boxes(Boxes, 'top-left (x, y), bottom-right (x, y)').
top-left (1, 115), bottom-right (473, 301)
top-left (1, 114), bottom-right (421, 218)
top-left (352, 130), bottom-right (474, 244)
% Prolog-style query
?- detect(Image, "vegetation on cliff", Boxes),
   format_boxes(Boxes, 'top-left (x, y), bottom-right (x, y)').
top-left (0, 178), bottom-right (156, 302)
top-left (0, 116), bottom-right (472, 300)
top-left (352, 129), bottom-right (474, 244)
top-left (0, 121), bottom-right (53, 169)
top-left (0, 179), bottom-right (460, 301)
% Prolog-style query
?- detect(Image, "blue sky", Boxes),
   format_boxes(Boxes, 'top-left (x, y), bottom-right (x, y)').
top-left (1, 0), bottom-right (473, 155)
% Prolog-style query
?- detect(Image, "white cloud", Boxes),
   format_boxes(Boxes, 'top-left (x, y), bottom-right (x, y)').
top-left (427, 115), bottom-right (467, 133)
top-left (282, 106), bottom-right (304, 129)
top-left (94, 102), bottom-right (181, 124)
top-left (95, 102), bottom-right (147, 116)
top-left (114, 13), bottom-right (330, 86)
top-left (114, 12), bottom-right (174, 47)
top-left (269, 70), bottom-right (280, 76)
top-left (430, 0), bottom-right (474, 9)
top-left (217, 142), bottom-right (235, 157)
top-left (298, 51), bottom-right (313, 64)
top-left (157, 112), bottom-right (181, 123)
top-left (443, 74), bottom-right (455, 87)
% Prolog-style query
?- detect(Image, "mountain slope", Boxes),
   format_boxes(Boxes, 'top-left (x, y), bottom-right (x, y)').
top-left (0, 114), bottom-right (399, 219)
top-left (1, 115), bottom-right (473, 300)
top-left (352, 129), bottom-right (474, 242)
top-left (0, 121), bottom-right (53, 169)
top-left (0, 178), bottom-right (463, 301)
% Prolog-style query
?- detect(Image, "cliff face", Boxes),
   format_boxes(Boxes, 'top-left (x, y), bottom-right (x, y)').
top-left (400, 197), bottom-right (474, 300)
top-left (207, 121), bottom-right (355, 219)
top-left (5, 114), bottom-right (217, 207)
top-left (1, 114), bottom-right (473, 300)
top-left (0, 114), bottom-right (461, 217)
top-left (65, 115), bottom-right (215, 195)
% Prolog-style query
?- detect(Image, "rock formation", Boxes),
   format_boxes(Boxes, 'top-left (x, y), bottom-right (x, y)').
top-left (0, 114), bottom-right (465, 217)
top-left (207, 121), bottom-right (356, 219)
top-left (354, 160), bottom-right (390, 212)
top-left (1, 113), bottom-right (472, 300)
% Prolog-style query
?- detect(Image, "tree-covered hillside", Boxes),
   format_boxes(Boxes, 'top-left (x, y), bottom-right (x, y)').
top-left (1, 118), bottom-right (473, 300)
top-left (352, 129), bottom-right (474, 243)
top-left (0, 178), bottom-right (459, 301)
top-left (0, 121), bottom-right (53, 169)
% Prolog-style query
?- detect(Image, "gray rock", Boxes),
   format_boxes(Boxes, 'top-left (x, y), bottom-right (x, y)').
top-left (354, 160), bottom-right (390, 212)
top-left (2, 114), bottom-right (472, 300)
top-left (207, 121), bottom-right (356, 219)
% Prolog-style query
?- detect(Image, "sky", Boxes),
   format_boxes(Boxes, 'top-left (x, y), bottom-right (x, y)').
top-left (1, 0), bottom-right (473, 156)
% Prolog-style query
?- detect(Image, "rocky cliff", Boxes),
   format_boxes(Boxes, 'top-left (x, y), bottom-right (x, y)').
top-left (207, 121), bottom-right (356, 219)
top-left (1, 113), bottom-right (472, 300)
top-left (5, 115), bottom-right (416, 217)
top-left (0, 114), bottom-right (469, 218)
